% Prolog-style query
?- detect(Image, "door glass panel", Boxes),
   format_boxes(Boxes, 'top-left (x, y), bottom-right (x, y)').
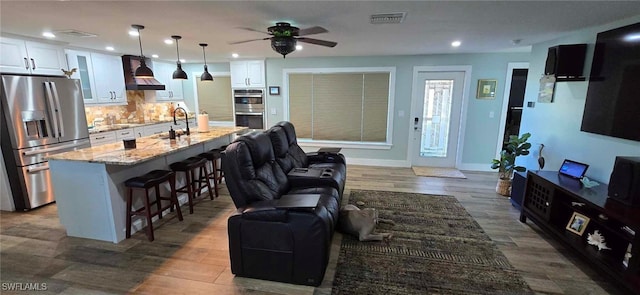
top-left (76, 56), bottom-right (93, 99)
top-left (420, 80), bottom-right (453, 157)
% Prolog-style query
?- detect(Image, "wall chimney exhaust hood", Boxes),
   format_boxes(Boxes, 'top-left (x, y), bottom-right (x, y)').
top-left (122, 55), bottom-right (166, 90)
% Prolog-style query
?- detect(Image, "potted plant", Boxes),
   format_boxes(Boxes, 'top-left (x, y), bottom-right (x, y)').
top-left (491, 132), bottom-right (531, 196)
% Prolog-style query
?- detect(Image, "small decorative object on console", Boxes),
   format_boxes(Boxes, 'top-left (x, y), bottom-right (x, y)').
top-left (566, 212), bottom-right (590, 236)
top-left (623, 244), bottom-right (632, 268)
top-left (587, 230), bottom-right (612, 251)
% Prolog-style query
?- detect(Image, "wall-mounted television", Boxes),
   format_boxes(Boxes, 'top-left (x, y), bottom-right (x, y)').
top-left (580, 22), bottom-right (640, 142)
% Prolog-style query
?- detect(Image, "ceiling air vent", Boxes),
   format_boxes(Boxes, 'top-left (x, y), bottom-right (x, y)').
top-left (370, 12), bottom-right (406, 24)
top-left (55, 29), bottom-right (98, 38)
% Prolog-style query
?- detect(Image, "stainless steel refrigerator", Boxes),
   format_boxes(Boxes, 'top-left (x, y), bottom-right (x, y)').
top-left (1, 75), bottom-right (90, 210)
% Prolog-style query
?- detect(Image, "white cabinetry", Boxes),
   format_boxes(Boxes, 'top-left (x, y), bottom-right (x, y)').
top-left (0, 37), bottom-right (67, 75)
top-left (65, 50), bottom-right (126, 105)
top-left (230, 60), bottom-right (265, 88)
top-left (90, 132), bottom-right (117, 146)
top-left (151, 61), bottom-right (184, 101)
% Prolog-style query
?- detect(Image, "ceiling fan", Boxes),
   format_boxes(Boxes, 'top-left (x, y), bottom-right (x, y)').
top-left (229, 22), bottom-right (337, 58)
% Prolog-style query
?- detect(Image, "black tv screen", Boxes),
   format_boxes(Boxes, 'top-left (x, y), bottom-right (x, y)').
top-left (581, 22), bottom-right (640, 142)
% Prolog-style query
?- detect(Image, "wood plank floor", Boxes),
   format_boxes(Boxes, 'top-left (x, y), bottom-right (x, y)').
top-left (0, 165), bottom-right (629, 294)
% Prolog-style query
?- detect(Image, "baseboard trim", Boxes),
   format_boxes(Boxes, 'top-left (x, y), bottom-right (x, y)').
top-left (346, 158), bottom-right (410, 167)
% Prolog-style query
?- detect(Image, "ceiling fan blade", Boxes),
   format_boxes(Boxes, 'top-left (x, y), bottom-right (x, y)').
top-left (228, 37), bottom-right (271, 45)
top-left (237, 27), bottom-right (271, 35)
top-left (298, 26), bottom-right (328, 36)
top-left (297, 37), bottom-right (337, 47)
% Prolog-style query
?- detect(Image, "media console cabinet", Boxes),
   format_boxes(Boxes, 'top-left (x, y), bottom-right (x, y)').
top-left (519, 171), bottom-right (639, 294)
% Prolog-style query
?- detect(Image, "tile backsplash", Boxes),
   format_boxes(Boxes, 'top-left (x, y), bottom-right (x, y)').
top-left (85, 91), bottom-right (178, 126)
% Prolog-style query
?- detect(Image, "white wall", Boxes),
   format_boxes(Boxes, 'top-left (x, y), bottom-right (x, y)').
top-left (265, 52), bottom-right (530, 168)
top-left (518, 16), bottom-right (640, 182)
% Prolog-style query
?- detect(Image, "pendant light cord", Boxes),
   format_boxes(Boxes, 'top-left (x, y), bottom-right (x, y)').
top-left (202, 46), bottom-right (208, 66)
top-left (137, 28), bottom-right (144, 58)
top-left (175, 39), bottom-right (181, 62)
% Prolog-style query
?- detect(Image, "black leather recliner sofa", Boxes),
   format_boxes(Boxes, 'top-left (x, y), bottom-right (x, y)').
top-left (267, 122), bottom-right (346, 195)
top-left (222, 128), bottom-right (346, 286)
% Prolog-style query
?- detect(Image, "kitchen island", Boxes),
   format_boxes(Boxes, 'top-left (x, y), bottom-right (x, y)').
top-left (47, 126), bottom-right (247, 243)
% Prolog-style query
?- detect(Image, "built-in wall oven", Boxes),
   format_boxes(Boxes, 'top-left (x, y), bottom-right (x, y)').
top-left (234, 89), bottom-right (264, 129)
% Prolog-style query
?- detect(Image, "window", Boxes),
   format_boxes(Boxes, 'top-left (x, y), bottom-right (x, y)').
top-left (196, 76), bottom-right (233, 122)
top-left (285, 67), bottom-right (394, 147)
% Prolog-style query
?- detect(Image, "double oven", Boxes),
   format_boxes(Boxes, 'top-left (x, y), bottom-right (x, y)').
top-left (234, 89), bottom-right (264, 129)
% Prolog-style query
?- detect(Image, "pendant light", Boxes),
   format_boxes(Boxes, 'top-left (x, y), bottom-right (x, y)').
top-left (131, 24), bottom-right (154, 78)
top-left (199, 43), bottom-right (213, 81)
top-left (171, 35), bottom-right (188, 80)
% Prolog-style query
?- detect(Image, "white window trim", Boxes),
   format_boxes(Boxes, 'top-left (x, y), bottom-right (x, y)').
top-left (282, 67), bottom-right (396, 149)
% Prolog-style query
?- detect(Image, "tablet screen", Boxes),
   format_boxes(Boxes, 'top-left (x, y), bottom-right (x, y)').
top-left (559, 159), bottom-right (589, 179)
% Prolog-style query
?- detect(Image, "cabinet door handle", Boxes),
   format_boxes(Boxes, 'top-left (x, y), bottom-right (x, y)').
top-left (30, 58), bottom-right (36, 70)
top-left (121, 132), bottom-right (130, 135)
top-left (24, 58), bottom-right (29, 69)
top-left (247, 78), bottom-right (251, 85)
top-left (170, 91), bottom-right (173, 98)
top-left (138, 132), bottom-right (142, 137)
top-left (95, 136), bottom-right (105, 140)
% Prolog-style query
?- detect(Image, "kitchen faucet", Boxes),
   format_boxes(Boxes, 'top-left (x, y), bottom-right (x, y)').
top-left (173, 107), bottom-right (190, 135)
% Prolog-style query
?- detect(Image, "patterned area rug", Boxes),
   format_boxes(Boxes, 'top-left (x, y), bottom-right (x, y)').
top-left (331, 190), bottom-right (532, 295)
top-left (412, 166), bottom-right (467, 179)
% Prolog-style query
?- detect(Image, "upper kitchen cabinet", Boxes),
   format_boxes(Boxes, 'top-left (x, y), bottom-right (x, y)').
top-left (230, 60), bottom-right (265, 88)
top-left (0, 37), bottom-right (67, 76)
top-left (151, 61), bottom-right (184, 101)
top-left (66, 49), bottom-right (126, 105)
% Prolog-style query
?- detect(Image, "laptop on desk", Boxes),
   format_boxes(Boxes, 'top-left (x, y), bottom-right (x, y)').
top-left (559, 159), bottom-right (589, 179)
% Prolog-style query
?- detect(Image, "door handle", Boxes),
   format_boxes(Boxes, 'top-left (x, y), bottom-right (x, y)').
top-left (27, 164), bottom-right (50, 174)
top-left (44, 82), bottom-right (60, 138)
top-left (49, 82), bottom-right (65, 138)
top-left (24, 58), bottom-right (29, 70)
top-left (30, 58), bottom-right (36, 70)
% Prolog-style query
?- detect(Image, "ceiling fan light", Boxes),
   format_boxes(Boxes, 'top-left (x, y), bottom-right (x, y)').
top-left (271, 37), bottom-right (296, 58)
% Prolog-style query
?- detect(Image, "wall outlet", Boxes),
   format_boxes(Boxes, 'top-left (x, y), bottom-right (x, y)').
top-left (489, 111), bottom-right (495, 118)
top-left (527, 101), bottom-right (535, 108)
top-left (398, 110), bottom-right (405, 117)
top-left (271, 108), bottom-right (277, 115)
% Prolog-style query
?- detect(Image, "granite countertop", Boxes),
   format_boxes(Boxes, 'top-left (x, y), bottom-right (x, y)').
top-left (88, 120), bottom-right (177, 134)
top-left (48, 126), bottom-right (247, 165)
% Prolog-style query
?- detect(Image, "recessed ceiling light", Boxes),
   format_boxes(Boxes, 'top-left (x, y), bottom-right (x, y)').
top-left (105, 46), bottom-right (114, 51)
top-left (295, 45), bottom-right (303, 50)
top-left (451, 41), bottom-right (461, 47)
top-left (232, 53), bottom-right (239, 58)
top-left (152, 54), bottom-right (159, 58)
top-left (164, 39), bottom-right (174, 45)
top-left (180, 59), bottom-right (186, 63)
top-left (42, 32), bottom-right (55, 38)
top-left (128, 30), bottom-right (139, 37)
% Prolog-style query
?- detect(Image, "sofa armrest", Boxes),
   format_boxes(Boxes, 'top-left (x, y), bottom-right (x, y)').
top-left (234, 200), bottom-right (288, 222)
top-left (307, 152), bottom-right (346, 164)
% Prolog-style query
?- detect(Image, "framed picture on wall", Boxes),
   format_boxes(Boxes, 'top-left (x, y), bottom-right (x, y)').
top-left (476, 79), bottom-right (497, 99)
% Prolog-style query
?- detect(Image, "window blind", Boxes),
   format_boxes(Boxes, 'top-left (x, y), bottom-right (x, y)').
top-left (197, 76), bottom-right (233, 121)
top-left (288, 72), bottom-right (390, 143)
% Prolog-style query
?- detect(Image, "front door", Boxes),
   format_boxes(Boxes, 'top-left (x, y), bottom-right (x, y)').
top-left (411, 71), bottom-right (465, 167)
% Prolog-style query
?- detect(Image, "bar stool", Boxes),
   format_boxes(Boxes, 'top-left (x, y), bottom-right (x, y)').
top-left (125, 170), bottom-right (183, 242)
top-left (197, 149), bottom-right (223, 198)
top-left (216, 145), bottom-right (228, 185)
top-left (170, 156), bottom-right (213, 214)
